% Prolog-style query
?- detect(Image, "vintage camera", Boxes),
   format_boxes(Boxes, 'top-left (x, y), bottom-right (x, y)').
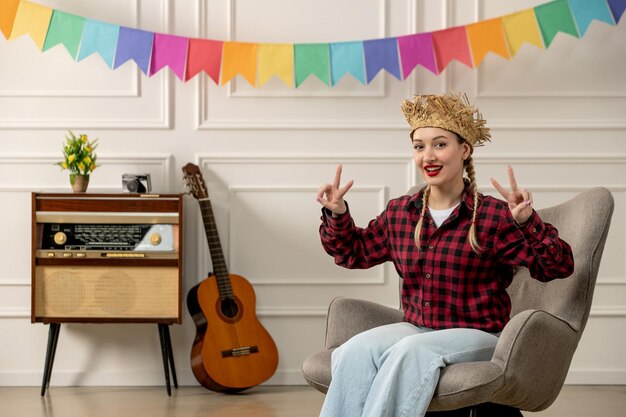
top-left (122, 173), bottom-right (151, 193)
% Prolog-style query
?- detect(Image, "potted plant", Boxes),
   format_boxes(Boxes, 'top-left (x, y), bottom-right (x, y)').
top-left (56, 130), bottom-right (99, 192)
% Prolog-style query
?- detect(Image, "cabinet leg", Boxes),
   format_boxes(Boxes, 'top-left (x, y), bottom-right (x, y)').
top-left (158, 324), bottom-right (172, 396)
top-left (41, 323), bottom-right (61, 396)
top-left (163, 325), bottom-right (178, 388)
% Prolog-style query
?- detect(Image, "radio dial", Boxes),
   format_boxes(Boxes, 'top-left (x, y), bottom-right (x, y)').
top-left (54, 232), bottom-right (67, 245)
top-left (150, 233), bottom-right (162, 245)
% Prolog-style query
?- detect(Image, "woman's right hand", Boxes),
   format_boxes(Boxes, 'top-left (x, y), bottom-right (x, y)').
top-left (316, 164), bottom-right (354, 215)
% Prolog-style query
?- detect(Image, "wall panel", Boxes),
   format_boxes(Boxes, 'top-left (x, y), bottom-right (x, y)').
top-left (0, 0), bottom-right (624, 387)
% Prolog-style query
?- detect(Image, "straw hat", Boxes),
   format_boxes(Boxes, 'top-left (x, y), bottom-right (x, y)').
top-left (401, 92), bottom-right (491, 148)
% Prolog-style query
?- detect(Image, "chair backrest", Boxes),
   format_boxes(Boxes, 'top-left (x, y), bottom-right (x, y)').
top-left (507, 187), bottom-right (614, 335)
top-left (405, 185), bottom-right (614, 334)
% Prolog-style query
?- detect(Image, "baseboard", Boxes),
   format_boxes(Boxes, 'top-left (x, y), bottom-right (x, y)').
top-left (0, 369), bottom-right (309, 387)
top-left (564, 369), bottom-right (626, 385)
top-left (2, 369), bottom-right (623, 387)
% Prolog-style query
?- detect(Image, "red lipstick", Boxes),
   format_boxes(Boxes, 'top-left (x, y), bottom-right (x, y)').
top-left (424, 164), bottom-right (442, 177)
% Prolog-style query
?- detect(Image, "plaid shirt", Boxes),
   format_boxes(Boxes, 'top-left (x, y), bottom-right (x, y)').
top-left (319, 184), bottom-right (574, 332)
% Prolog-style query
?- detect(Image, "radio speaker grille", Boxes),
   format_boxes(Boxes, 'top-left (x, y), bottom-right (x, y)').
top-left (35, 266), bottom-right (179, 319)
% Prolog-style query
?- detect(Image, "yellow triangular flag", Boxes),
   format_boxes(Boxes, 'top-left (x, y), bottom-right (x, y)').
top-left (221, 42), bottom-right (258, 87)
top-left (501, 9), bottom-right (544, 56)
top-left (466, 18), bottom-right (510, 67)
top-left (9, 1), bottom-right (53, 50)
top-left (257, 44), bottom-right (294, 87)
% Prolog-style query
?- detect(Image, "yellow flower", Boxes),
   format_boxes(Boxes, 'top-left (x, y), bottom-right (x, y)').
top-left (68, 154), bottom-right (76, 163)
top-left (90, 164), bottom-right (96, 172)
top-left (78, 162), bottom-right (85, 171)
top-left (86, 146), bottom-right (92, 153)
top-left (81, 134), bottom-right (88, 142)
top-left (84, 156), bottom-right (92, 164)
top-left (62, 162), bottom-right (68, 169)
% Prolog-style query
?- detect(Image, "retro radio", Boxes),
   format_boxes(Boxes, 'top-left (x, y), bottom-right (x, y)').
top-left (31, 193), bottom-right (183, 323)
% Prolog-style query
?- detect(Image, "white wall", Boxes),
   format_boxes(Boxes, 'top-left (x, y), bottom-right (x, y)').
top-left (0, 0), bottom-right (625, 387)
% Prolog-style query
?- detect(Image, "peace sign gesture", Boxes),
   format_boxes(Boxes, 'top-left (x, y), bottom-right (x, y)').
top-left (316, 164), bottom-right (354, 215)
top-left (490, 166), bottom-right (533, 225)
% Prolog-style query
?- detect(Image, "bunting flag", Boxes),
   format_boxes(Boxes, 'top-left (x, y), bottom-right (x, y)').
top-left (432, 27), bottom-right (473, 72)
top-left (42, 10), bottom-right (86, 59)
top-left (330, 41), bottom-right (366, 85)
top-left (534, 0), bottom-right (579, 48)
top-left (113, 27), bottom-right (154, 75)
top-left (78, 20), bottom-right (120, 68)
top-left (258, 43), bottom-right (294, 87)
top-left (294, 43), bottom-right (330, 87)
top-left (397, 33), bottom-right (437, 76)
top-left (466, 18), bottom-right (510, 67)
top-left (0, 0), bottom-right (622, 87)
top-left (9, 1), bottom-right (53, 50)
top-left (568, 0), bottom-right (615, 35)
top-left (186, 38), bottom-right (223, 83)
top-left (363, 38), bottom-right (401, 82)
top-left (150, 33), bottom-right (189, 81)
top-left (221, 41), bottom-right (257, 86)
top-left (0, 0), bottom-right (20, 39)
top-left (608, 0), bottom-right (626, 22)
top-left (501, 9), bottom-right (545, 56)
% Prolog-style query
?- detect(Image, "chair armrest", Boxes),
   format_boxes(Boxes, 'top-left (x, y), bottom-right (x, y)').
top-left (324, 297), bottom-right (404, 349)
top-left (490, 310), bottom-right (579, 412)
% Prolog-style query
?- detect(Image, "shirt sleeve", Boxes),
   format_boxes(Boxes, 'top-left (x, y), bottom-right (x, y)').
top-left (494, 209), bottom-right (575, 281)
top-left (318, 202), bottom-right (391, 269)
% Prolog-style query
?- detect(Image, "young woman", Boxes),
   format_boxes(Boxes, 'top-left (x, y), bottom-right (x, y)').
top-left (314, 93), bottom-right (574, 417)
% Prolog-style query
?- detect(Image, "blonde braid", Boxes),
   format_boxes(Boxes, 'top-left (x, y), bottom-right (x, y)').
top-left (465, 157), bottom-right (483, 254)
top-left (414, 185), bottom-right (430, 250)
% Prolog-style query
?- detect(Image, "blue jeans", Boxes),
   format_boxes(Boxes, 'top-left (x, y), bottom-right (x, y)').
top-left (319, 322), bottom-right (500, 417)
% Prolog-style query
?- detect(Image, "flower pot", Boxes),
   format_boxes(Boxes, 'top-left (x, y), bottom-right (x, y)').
top-left (70, 174), bottom-right (89, 192)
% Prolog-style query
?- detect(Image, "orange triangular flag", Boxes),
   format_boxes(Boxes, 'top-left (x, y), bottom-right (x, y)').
top-left (466, 18), bottom-right (510, 67)
top-left (221, 42), bottom-right (258, 86)
top-left (0, 0), bottom-right (20, 39)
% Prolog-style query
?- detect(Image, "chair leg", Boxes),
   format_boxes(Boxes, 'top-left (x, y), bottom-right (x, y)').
top-left (474, 403), bottom-right (523, 416)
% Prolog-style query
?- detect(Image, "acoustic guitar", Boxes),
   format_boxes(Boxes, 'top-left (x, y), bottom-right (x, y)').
top-left (182, 163), bottom-right (278, 393)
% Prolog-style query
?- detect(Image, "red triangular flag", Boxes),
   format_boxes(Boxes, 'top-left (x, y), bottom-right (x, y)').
top-left (432, 27), bottom-right (473, 72)
top-left (186, 38), bottom-right (223, 83)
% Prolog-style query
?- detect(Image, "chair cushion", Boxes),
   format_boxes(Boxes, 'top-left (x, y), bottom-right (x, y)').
top-left (302, 348), bottom-right (334, 393)
top-left (429, 362), bottom-right (504, 411)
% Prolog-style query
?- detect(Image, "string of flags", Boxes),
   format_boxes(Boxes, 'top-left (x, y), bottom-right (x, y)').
top-left (0, 0), bottom-right (624, 87)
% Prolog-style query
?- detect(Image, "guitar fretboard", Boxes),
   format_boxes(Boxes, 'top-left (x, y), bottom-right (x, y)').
top-left (199, 200), bottom-right (233, 300)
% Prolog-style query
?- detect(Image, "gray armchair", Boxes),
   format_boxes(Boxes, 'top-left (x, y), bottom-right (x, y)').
top-left (302, 187), bottom-right (614, 414)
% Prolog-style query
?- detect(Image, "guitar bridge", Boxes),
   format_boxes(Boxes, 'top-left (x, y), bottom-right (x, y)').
top-left (221, 346), bottom-right (259, 358)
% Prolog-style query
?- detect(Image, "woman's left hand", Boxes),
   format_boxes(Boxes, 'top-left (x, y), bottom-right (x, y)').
top-left (491, 166), bottom-right (533, 225)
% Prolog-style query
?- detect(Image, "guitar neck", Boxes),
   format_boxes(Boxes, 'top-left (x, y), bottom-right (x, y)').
top-left (198, 199), bottom-right (232, 298)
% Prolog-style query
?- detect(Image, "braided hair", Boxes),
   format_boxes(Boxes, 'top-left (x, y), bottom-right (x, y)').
top-left (413, 142), bottom-right (482, 254)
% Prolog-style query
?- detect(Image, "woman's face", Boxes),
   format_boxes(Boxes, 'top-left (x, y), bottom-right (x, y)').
top-left (412, 127), bottom-right (471, 188)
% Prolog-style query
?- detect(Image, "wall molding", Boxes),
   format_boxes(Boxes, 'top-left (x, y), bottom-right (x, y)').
top-left (0, 0), bottom-right (172, 130)
top-left (0, 154), bottom-right (175, 192)
top-left (227, 185), bottom-right (389, 285)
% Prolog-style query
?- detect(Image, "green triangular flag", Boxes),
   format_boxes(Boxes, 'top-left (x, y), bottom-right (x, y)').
top-left (43, 10), bottom-right (86, 59)
top-left (294, 43), bottom-right (330, 87)
top-left (534, 0), bottom-right (579, 48)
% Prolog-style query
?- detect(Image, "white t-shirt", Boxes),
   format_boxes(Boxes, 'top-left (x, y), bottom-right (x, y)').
top-left (428, 203), bottom-right (460, 228)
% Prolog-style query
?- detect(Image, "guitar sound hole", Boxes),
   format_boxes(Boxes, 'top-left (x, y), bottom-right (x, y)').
top-left (220, 297), bottom-right (239, 319)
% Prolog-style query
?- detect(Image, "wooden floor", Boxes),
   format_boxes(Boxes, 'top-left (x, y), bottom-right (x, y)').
top-left (0, 385), bottom-right (624, 417)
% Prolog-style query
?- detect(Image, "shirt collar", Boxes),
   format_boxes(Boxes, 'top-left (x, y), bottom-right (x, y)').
top-left (409, 179), bottom-right (475, 212)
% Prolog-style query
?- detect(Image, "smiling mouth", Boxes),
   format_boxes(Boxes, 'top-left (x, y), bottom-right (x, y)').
top-left (424, 165), bottom-right (442, 176)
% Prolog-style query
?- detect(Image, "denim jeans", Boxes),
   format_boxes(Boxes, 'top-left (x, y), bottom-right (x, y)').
top-left (319, 322), bottom-right (500, 417)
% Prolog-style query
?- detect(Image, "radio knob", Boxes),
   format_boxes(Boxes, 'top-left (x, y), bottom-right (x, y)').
top-left (150, 233), bottom-right (162, 245)
top-left (54, 232), bottom-right (67, 245)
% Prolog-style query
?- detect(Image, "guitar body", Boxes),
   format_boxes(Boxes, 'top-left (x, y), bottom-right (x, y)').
top-left (187, 273), bottom-right (278, 392)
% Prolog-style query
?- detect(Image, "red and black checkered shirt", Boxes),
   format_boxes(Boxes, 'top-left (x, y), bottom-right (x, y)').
top-left (319, 184), bottom-right (574, 332)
